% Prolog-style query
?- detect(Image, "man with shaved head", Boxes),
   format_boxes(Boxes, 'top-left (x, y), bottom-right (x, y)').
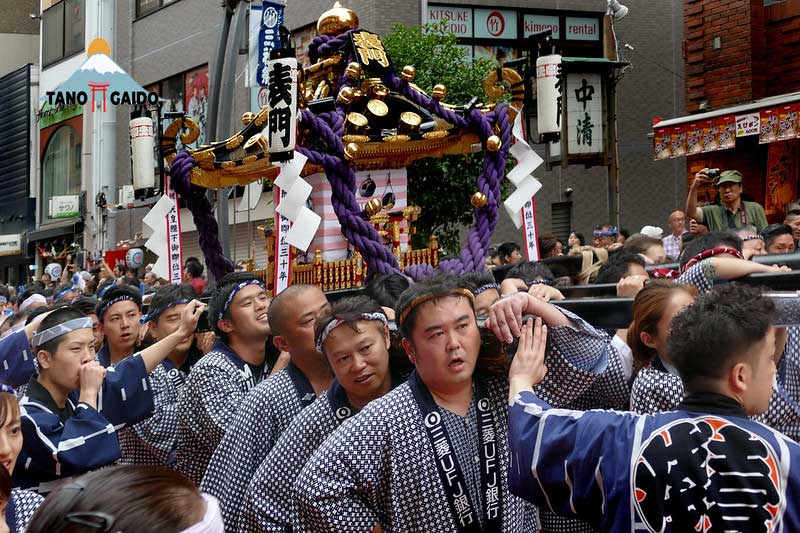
top-left (201, 284), bottom-right (332, 530)
top-left (175, 272), bottom-right (271, 485)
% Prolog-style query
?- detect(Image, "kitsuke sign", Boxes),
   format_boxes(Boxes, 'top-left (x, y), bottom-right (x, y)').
top-left (736, 113), bottom-right (760, 137)
top-left (524, 14), bottom-right (560, 39)
top-left (474, 9), bottom-right (517, 39)
top-left (427, 6), bottom-right (472, 37)
top-left (565, 17), bottom-right (600, 41)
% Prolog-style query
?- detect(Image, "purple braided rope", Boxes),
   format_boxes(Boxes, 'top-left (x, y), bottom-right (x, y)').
top-left (403, 263), bottom-right (435, 281)
top-left (308, 29), bottom-right (360, 64)
top-left (299, 110), bottom-right (400, 276)
top-left (383, 71), bottom-right (469, 129)
top-left (169, 151), bottom-right (235, 281)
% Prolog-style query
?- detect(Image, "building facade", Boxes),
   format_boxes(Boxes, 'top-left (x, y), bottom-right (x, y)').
top-left (654, 0), bottom-right (800, 225)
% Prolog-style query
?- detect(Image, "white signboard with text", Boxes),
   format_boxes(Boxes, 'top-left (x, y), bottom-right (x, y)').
top-left (565, 17), bottom-right (600, 41)
top-left (427, 6), bottom-right (472, 37)
top-left (524, 14), bottom-right (560, 39)
top-left (0, 234), bottom-right (22, 256)
top-left (474, 9), bottom-right (517, 39)
top-left (49, 195), bottom-right (80, 219)
top-left (566, 73), bottom-right (604, 155)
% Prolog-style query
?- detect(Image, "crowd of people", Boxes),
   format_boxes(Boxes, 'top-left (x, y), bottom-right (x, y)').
top-left (0, 167), bottom-right (795, 531)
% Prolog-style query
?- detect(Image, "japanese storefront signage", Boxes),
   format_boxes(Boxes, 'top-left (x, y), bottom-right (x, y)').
top-left (255, 1), bottom-right (285, 87)
top-left (0, 235), bottom-right (22, 257)
top-left (566, 73), bottom-right (604, 156)
top-left (474, 9), bottom-right (517, 40)
top-left (735, 113), bottom-right (760, 137)
top-left (764, 140), bottom-right (799, 217)
top-left (48, 195), bottom-right (80, 219)
top-left (565, 17), bottom-right (600, 41)
top-left (427, 6), bottom-right (472, 37)
top-left (654, 102), bottom-right (800, 160)
top-left (524, 14), bottom-right (560, 39)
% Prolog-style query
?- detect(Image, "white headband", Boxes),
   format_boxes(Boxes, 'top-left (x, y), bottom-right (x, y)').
top-left (31, 317), bottom-right (93, 348)
top-left (19, 294), bottom-right (47, 311)
top-left (315, 312), bottom-right (388, 353)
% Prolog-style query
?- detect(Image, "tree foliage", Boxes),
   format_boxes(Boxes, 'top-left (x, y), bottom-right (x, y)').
top-left (382, 23), bottom-right (507, 252)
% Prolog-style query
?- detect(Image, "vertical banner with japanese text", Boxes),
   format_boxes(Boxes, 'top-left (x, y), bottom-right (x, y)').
top-left (165, 175), bottom-right (183, 284)
top-left (273, 187), bottom-right (294, 294)
top-left (522, 200), bottom-right (540, 261)
top-left (267, 51), bottom-right (298, 162)
top-left (256, 1), bottom-right (285, 87)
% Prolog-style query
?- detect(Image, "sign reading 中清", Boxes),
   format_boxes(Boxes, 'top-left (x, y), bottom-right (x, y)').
top-left (524, 14), bottom-right (560, 39)
top-left (49, 195), bottom-right (80, 219)
top-left (0, 234), bottom-right (22, 256)
top-left (427, 6), bottom-right (472, 37)
top-left (566, 73), bottom-right (604, 155)
top-left (474, 9), bottom-right (517, 39)
top-left (735, 112), bottom-right (760, 137)
top-left (565, 17), bottom-right (600, 41)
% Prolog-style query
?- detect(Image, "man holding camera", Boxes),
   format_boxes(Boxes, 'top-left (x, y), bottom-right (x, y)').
top-left (686, 168), bottom-right (768, 232)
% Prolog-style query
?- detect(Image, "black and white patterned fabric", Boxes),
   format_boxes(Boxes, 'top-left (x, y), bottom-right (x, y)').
top-left (293, 377), bottom-right (536, 533)
top-left (240, 385), bottom-right (349, 532)
top-left (201, 365), bottom-right (309, 531)
top-left (9, 487), bottom-right (43, 532)
top-left (676, 259), bottom-right (717, 293)
top-left (630, 328), bottom-right (800, 441)
top-left (175, 340), bottom-right (267, 485)
top-left (118, 360), bottom-right (187, 466)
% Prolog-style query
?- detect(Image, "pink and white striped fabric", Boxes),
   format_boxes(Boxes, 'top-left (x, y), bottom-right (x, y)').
top-left (306, 169), bottom-right (409, 261)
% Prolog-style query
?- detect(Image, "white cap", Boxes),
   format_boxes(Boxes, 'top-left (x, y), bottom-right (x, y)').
top-left (640, 225), bottom-right (664, 239)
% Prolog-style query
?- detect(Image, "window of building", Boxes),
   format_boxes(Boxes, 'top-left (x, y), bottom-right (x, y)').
top-left (42, 0), bottom-right (85, 67)
top-left (136, 0), bottom-right (179, 19)
top-left (41, 125), bottom-right (82, 223)
top-left (550, 202), bottom-right (572, 244)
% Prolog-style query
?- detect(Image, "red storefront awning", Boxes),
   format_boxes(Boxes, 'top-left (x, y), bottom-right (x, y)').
top-left (652, 92), bottom-right (800, 160)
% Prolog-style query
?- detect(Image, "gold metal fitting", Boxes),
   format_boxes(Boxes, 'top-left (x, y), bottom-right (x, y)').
top-left (365, 99), bottom-right (389, 121)
top-left (397, 111), bottom-right (422, 135)
top-left (401, 65), bottom-right (417, 82)
top-left (471, 192), bottom-right (488, 208)
top-left (345, 112), bottom-right (369, 135)
top-left (241, 112), bottom-right (256, 126)
top-left (344, 142), bottom-right (359, 161)
top-left (486, 135), bottom-right (502, 152)
top-left (432, 84), bottom-right (447, 101)
top-left (317, 2), bottom-right (359, 36)
top-left (364, 197), bottom-right (382, 217)
top-left (243, 133), bottom-right (268, 153)
top-left (338, 86), bottom-right (357, 105)
top-left (345, 62), bottom-right (363, 80)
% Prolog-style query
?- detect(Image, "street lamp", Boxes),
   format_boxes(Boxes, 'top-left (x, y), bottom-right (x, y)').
top-left (607, 0), bottom-right (629, 20)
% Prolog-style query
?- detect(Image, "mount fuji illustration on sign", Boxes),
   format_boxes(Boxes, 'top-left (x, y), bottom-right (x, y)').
top-left (45, 38), bottom-right (158, 112)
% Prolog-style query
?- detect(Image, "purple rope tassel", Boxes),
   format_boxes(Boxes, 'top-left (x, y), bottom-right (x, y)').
top-left (169, 150), bottom-right (235, 281)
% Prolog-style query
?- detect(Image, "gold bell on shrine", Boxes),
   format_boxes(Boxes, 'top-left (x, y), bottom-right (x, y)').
top-left (364, 197), bottom-right (383, 217)
top-left (486, 135), bottom-right (502, 152)
top-left (471, 192), bottom-right (488, 208)
top-left (401, 65), bottom-right (417, 82)
top-left (317, 2), bottom-right (359, 36)
top-left (432, 84), bottom-right (447, 101)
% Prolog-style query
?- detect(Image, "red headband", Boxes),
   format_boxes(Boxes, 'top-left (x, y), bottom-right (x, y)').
top-left (681, 246), bottom-right (744, 273)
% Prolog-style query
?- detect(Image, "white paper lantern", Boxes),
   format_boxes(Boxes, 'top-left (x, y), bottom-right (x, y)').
top-left (130, 117), bottom-right (156, 190)
top-left (536, 54), bottom-right (562, 136)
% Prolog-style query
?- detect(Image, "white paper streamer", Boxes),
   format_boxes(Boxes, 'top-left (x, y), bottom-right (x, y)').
top-left (503, 107), bottom-right (544, 228)
top-left (271, 153), bottom-right (320, 251)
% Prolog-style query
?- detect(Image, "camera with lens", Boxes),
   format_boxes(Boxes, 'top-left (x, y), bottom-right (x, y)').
top-left (706, 168), bottom-right (721, 182)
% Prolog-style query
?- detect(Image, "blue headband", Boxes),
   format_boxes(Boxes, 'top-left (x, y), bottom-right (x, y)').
top-left (0, 384), bottom-right (15, 396)
top-left (97, 284), bottom-right (112, 298)
top-left (525, 279), bottom-right (553, 287)
top-left (140, 298), bottom-right (191, 324)
top-left (54, 286), bottom-right (77, 302)
top-left (98, 295), bottom-right (138, 321)
top-left (0, 297), bottom-right (7, 304)
top-left (219, 279), bottom-right (265, 321)
top-left (593, 227), bottom-right (618, 237)
top-left (473, 283), bottom-right (498, 296)
top-left (31, 317), bottom-right (94, 348)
